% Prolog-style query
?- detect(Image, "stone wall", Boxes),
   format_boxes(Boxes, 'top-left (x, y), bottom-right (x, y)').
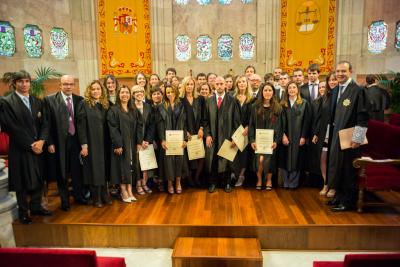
top-left (0, 0), bottom-right (98, 95)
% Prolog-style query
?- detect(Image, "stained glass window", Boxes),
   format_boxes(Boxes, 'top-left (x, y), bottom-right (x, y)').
top-left (176, 35), bottom-right (191, 61)
top-left (196, 35), bottom-right (212, 62)
top-left (241, 0), bottom-right (253, 3)
top-left (217, 34), bottom-right (233, 61)
top-left (368, 20), bottom-right (388, 54)
top-left (219, 0), bottom-right (232, 4)
top-left (50, 27), bottom-right (69, 59)
top-left (395, 21), bottom-right (400, 50)
top-left (175, 0), bottom-right (189, 5)
top-left (239, 33), bottom-right (255, 60)
top-left (24, 25), bottom-right (43, 58)
top-left (0, 21), bottom-right (15, 57)
top-left (197, 0), bottom-right (211, 5)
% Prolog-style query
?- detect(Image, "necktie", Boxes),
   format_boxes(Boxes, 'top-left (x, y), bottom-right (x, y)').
top-left (22, 96), bottom-right (31, 112)
top-left (217, 96), bottom-right (222, 109)
top-left (311, 84), bottom-right (316, 100)
top-left (253, 92), bottom-right (257, 98)
top-left (66, 97), bottom-right (75, 135)
top-left (337, 85), bottom-right (344, 103)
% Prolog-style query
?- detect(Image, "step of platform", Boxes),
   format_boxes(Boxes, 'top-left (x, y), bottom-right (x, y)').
top-left (172, 237), bottom-right (263, 267)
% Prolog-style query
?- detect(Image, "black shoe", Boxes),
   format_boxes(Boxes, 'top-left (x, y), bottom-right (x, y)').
top-left (101, 195), bottom-right (113, 205)
top-left (331, 204), bottom-right (352, 212)
top-left (224, 183), bottom-right (232, 193)
top-left (19, 215), bottom-right (32, 225)
top-left (31, 208), bottom-right (53, 216)
top-left (208, 184), bottom-right (216, 193)
top-left (61, 202), bottom-right (70, 212)
top-left (75, 197), bottom-right (88, 205)
top-left (326, 198), bottom-right (340, 206)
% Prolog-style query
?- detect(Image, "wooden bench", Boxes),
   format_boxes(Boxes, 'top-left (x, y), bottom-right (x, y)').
top-left (172, 237), bottom-right (262, 267)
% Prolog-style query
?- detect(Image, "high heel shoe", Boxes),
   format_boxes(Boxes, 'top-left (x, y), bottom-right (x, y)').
top-left (136, 185), bottom-right (145, 195)
top-left (168, 181), bottom-right (175, 194)
top-left (130, 195), bottom-right (137, 202)
top-left (326, 189), bottom-right (336, 198)
top-left (143, 184), bottom-right (152, 194)
top-left (176, 184), bottom-right (182, 194)
top-left (121, 193), bottom-right (131, 203)
top-left (319, 185), bottom-right (329, 196)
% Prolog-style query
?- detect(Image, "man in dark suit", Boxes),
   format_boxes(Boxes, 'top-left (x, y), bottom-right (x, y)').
top-left (327, 61), bottom-right (369, 211)
top-left (292, 68), bottom-right (305, 88)
top-left (205, 76), bottom-right (241, 193)
top-left (44, 75), bottom-right (87, 211)
top-left (275, 72), bottom-right (289, 102)
top-left (300, 64), bottom-right (320, 103)
top-left (0, 70), bottom-right (52, 224)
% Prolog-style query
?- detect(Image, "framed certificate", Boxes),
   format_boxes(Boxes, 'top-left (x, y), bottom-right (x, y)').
top-left (166, 130), bottom-right (184, 156)
top-left (187, 135), bottom-right (205, 160)
top-left (255, 129), bottom-right (274, 154)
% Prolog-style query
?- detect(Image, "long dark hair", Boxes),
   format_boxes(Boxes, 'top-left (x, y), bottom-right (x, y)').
top-left (115, 85), bottom-right (135, 112)
top-left (325, 71), bottom-right (336, 98)
top-left (103, 74), bottom-right (119, 97)
top-left (256, 82), bottom-right (282, 120)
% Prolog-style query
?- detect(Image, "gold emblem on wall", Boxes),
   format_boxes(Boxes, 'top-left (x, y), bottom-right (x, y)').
top-left (296, 1), bottom-right (321, 34)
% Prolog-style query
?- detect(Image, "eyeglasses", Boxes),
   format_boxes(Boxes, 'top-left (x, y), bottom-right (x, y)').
top-left (62, 83), bottom-right (75, 86)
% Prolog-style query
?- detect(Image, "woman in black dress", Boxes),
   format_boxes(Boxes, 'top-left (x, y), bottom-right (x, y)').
top-left (158, 84), bottom-right (188, 194)
top-left (180, 76), bottom-right (206, 187)
top-left (107, 85), bottom-right (143, 203)
top-left (77, 80), bottom-right (110, 207)
top-left (280, 82), bottom-right (311, 189)
top-left (104, 74), bottom-right (119, 106)
top-left (249, 83), bottom-right (283, 190)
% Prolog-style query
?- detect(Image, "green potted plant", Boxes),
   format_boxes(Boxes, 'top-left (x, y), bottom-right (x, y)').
top-left (377, 71), bottom-right (400, 114)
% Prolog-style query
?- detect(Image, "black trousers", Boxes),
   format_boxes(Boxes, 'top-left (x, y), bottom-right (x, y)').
top-left (208, 155), bottom-right (231, 186)
top-left (57, 135), bottom-right (84, 204)
top-left (16, 188), bottom-right (42, 217)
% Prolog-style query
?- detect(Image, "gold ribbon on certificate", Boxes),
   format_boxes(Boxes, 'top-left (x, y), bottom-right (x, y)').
top-left (232, 125), bottom-right (249, 152)
top-left (187, 135), bottom-right (205, 160)
top-left (255, 129), bottom-right (274, 154)
top-left (166, 130), bottom-right (184, 156)
top-left (138, 144), bottom-right (158, 171)
top-left (217, 139), bottom-right (238, 162)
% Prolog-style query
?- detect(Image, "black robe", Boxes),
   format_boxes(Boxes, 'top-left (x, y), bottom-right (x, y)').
top-left (281, 99), bottom-right (311, 171)
top-left (248, 103), bottom-right (283, 173)
top-left (44, 92), bottom-right (83, 180)
top-left (365, 85), bottom-right (390, 121)
top-left (77, 101), bottom-right (108, 186)
top-left (157, 102), bottom-right (188, 181)
top-left (328, 80), bottom-right (369, 204)
top-left (134, 102), bottom-right (153, 177)
top-left (107, 105), bottom-right (143, 185)
top-left (235, 99), bottom-right (253, 171)
top-left (204, 94), bottom-right (241, 173)
top-left (0, 92), bottom-right (49, 191)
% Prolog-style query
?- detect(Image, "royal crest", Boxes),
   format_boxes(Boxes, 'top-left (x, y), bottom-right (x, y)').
top-left (113, 7), bottom-right (138, 34)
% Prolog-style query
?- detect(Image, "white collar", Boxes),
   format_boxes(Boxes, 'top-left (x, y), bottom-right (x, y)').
top-left (216, 92), bottom-right (225, 100)
top-left (309, 80), bottom-right (319, 86)
top-left (15, 90), bottom-right (29, 100)
top-left (61, 91), bottom-right (73, 101)
top-left (339, 78), bottom-right (352, 88)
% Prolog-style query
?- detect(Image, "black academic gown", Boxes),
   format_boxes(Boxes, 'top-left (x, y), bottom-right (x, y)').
top-left (204, 94), bottom-right (241, 174)
top-left (134, 102), bottom-right (152, 178)
top-left (235, 99), bottom-right (253, 171)
top-left (107, 105), bottom-right (143, 185)
top-left (77, 101), bottom-right (108, 186)
top-left (0, 92), bottom-right (49, 191)
top-left (281, 99), bottom-right (311, 172)
top-left (157, 102), bottom-right (189, 181)
top-left (365, 85), bottom-right (390, 121)
top-left (328, 80), bottom-right (369, 205)
top-left (248, 103), bottom-right (283, 173)
top-left (44, 92), bottom-right (83, 181)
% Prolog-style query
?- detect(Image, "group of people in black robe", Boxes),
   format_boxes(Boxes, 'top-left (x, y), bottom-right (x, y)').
top-left (1, 59), bottom-right (389, 224)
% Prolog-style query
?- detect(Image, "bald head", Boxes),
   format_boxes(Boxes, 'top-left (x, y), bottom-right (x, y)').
top-left (215, 76), bottom-right (226, 95)
top-left (60, 75), bottom-right (75, 96)
top-left (249, 73), bottom-right (262, 91)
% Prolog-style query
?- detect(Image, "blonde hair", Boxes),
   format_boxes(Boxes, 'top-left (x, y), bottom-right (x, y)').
top-left (131, 84), bottom-right (145, 95)
top-left (282, 81), bottom-right (303, 108)
top-left (84, 80), bottom-right (109, 109)
top-left (180, 76), bottom-right (198, 98)
top-left (233, 75), bottom-right (253, 104)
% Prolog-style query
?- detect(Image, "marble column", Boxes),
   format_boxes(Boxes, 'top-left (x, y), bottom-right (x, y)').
top-left (0, 159), bottom-right (17, 247)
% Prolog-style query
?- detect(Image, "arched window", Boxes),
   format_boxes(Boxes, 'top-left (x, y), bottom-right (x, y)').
top-left (24, 25), bottom-right (43, 58)
top-left (0, 21), bottom-right (15, 57)
top-left (196, 35), bottom-right (212, 61)
top-left (175, 0), bottom-right (189, 6)
top-left (219, 0), bottom-right (233, 4)
top-left (217, 34), bottom-right (233, 61)
top-left (239, 33), bottom-right (255, 60)
top-left (196, 0), bottom-right (211, 5)
top-left (395, 21), bottom-right (400, 50)
top-left (367, 20), bottom-right (388, 54)
top-left (50, 27), bottom-right (69, 59)
top-left (176, 35), bottom-right (191, 61)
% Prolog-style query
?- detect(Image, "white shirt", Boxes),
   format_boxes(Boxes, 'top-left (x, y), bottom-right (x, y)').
top-left (308, 80), bottom-right (319, 99)
top-left (289, 97), bottom-right (297, 108)
top-left (216, 92), bottom-right (225, 102)
top-left (15, 90), bottom-right (31, 110)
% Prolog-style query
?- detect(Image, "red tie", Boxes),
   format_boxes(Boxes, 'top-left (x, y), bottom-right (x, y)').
top-left (217, 96), bottom-right (222, 109)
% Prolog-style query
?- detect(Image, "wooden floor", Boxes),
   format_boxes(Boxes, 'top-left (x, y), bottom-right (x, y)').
top-left (13, 186), bottom-right (400, 250)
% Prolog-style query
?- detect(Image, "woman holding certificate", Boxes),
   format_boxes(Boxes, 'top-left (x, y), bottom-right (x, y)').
top-left (249, 82), bottom-right (283, 190)
top-left (280, 82), bottom-right (311, 190)
top-left (233, 75), bottom-right (254, 187)
top-left (180, 76), bottom-right (206, 187)
top-left (131, 85), bottom-right (153, 195)
top-left (77, 80), bottom-right (111, 208)
top-left (107, 85), bottom-right (143, 203)
top-left (157, 84), bottom-right (188, 194)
